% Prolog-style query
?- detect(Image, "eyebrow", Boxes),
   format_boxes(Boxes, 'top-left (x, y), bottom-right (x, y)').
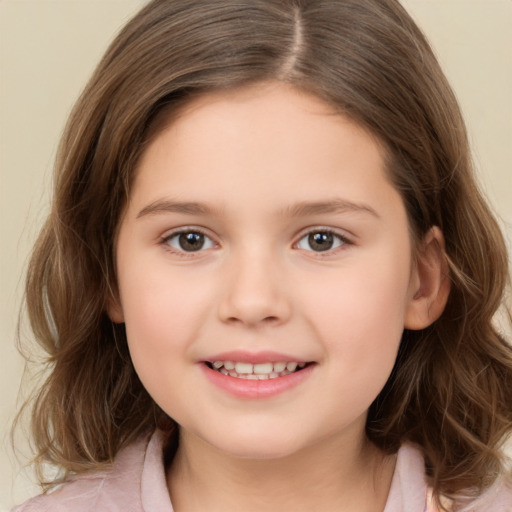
top-left (137, 200), bottom-right (216, 218)
top-left (137, 198), bottom-right (380, 219)
top-left (283, 199), bottom-right (380, 219)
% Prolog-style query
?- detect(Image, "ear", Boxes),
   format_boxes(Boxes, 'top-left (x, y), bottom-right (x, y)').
top-left (404, 226), bottom-right (451, 330)
top-left (107, 285), bottom-right (125, 324)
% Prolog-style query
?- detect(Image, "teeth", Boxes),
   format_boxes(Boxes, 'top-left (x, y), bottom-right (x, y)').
top-left (235, 362), bottom-right (253, 374)
top-left (210, 360), bottom-right (307, 379)
top-left (253, 362), bottom-right (273, 374)
top-left (273, 362), bottom-right (287, 373)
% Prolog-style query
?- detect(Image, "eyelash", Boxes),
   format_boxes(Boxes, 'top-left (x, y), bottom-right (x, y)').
top-left (161, 228), bottom-right (216, 258)
top-left (160, 227), bottom-right (353, 256)
top-left (295, 229), bottom-right (352, 255)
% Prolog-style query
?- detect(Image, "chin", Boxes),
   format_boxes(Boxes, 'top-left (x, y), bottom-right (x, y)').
top-left (199, 425), bottom-right (308, 461)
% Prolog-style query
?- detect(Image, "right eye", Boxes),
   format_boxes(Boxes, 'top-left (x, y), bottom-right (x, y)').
top-left (163, 230), bottom-right (216, 253)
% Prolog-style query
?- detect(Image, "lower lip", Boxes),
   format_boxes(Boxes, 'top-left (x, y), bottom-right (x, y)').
top-left (201, 363), bottom-right (315, 399)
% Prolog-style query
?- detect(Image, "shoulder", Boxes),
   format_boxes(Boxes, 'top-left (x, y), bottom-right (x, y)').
top-left (10, 473), bottom-right (114, 512)
top-left (457, 477), bottom-right (512, 512)
top-left (10, 474), bottom-right (108, 512)
top-left (11, 433), bottom-right (155, 512)
top-left (422, 463), bottom-right (512, 512)
top-left (390, 444), bottom-right (512, 512)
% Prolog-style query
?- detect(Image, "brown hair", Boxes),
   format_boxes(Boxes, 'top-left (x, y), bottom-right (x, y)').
top-left (20, 0), bottom-right (512, 506)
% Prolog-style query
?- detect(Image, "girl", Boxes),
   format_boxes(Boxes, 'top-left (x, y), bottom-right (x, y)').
top-left (12, 0), bottom-right (512, 511)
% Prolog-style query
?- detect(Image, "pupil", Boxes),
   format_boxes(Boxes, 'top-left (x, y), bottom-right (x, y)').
top-left (309, 232), bottom-right (333, 252)
top-left (179, 232), bottom-right (204, 251)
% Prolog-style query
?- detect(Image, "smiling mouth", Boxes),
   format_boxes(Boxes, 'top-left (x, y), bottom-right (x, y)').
top-left (205, 361), bottom-right (309, 380)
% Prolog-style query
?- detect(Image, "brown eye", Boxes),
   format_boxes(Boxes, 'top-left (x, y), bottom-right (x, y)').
top-left (297, 231), bottom-right (347, 252)
top-left (179, 232), bottom-right (204, 251)
top-left (165, 231), bottom-right (215, 252)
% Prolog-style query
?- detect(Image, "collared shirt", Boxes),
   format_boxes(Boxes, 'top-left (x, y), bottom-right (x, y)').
top-left (12, 430), bottom-right (512, 511)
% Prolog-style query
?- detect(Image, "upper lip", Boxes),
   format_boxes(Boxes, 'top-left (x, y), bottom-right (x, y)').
top-left (202, 350), bottom-right (309, 364)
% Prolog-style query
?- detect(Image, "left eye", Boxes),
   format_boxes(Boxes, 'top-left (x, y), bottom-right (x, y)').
top-left (165, 231), bottom-right (216, 252)
top-left (296, 231), bottom-right (347, 252)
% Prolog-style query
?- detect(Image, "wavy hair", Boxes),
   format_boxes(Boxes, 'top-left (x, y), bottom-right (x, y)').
top-left (19, 0), bottom-right (512, 507)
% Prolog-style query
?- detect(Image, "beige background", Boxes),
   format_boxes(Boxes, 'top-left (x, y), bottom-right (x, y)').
top-left (0, 0), bottom-right (510, 509)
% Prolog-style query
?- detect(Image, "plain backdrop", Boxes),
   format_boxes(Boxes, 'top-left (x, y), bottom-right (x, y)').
top-left (1, 0), bottom-right (511, 509)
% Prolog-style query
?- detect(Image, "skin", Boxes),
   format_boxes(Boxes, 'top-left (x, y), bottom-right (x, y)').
top-left (111, 82), bottom-right (449, 512)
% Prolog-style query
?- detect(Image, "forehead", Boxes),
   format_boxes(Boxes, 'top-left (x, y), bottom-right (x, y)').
top-left (129, 82), bottom-right (401, 221)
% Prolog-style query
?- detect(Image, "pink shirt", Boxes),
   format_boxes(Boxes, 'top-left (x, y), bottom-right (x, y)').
top-left (12, 431), bottom-right (512, 511)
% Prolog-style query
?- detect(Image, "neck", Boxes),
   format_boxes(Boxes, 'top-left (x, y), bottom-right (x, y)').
top-left (166, 428), bottom-right (396, 512)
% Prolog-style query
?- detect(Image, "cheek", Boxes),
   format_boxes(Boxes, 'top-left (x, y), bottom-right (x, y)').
top-left (118, 260), bottom-right (213, 372)
top-left (301, 254), bottom-right (411, 386)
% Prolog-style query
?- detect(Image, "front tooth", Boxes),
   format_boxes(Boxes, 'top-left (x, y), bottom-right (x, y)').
top-left (224, 361), bottom-right (235, 370)
top-left (286, 362), bottom-right (298, 372)
top-left (235, 362), bottom-right (253, 374)
top-left (254, 362), bottom-right (273, 374)
top-left (273, 362), bottom-right (286, 372)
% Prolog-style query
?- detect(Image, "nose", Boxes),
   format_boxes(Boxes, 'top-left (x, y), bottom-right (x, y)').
top-left (217, 248), bottom-right (292, 327)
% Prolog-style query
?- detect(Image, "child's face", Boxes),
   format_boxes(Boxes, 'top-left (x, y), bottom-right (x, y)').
top-left (112, 82), bottom-right (422, 459)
